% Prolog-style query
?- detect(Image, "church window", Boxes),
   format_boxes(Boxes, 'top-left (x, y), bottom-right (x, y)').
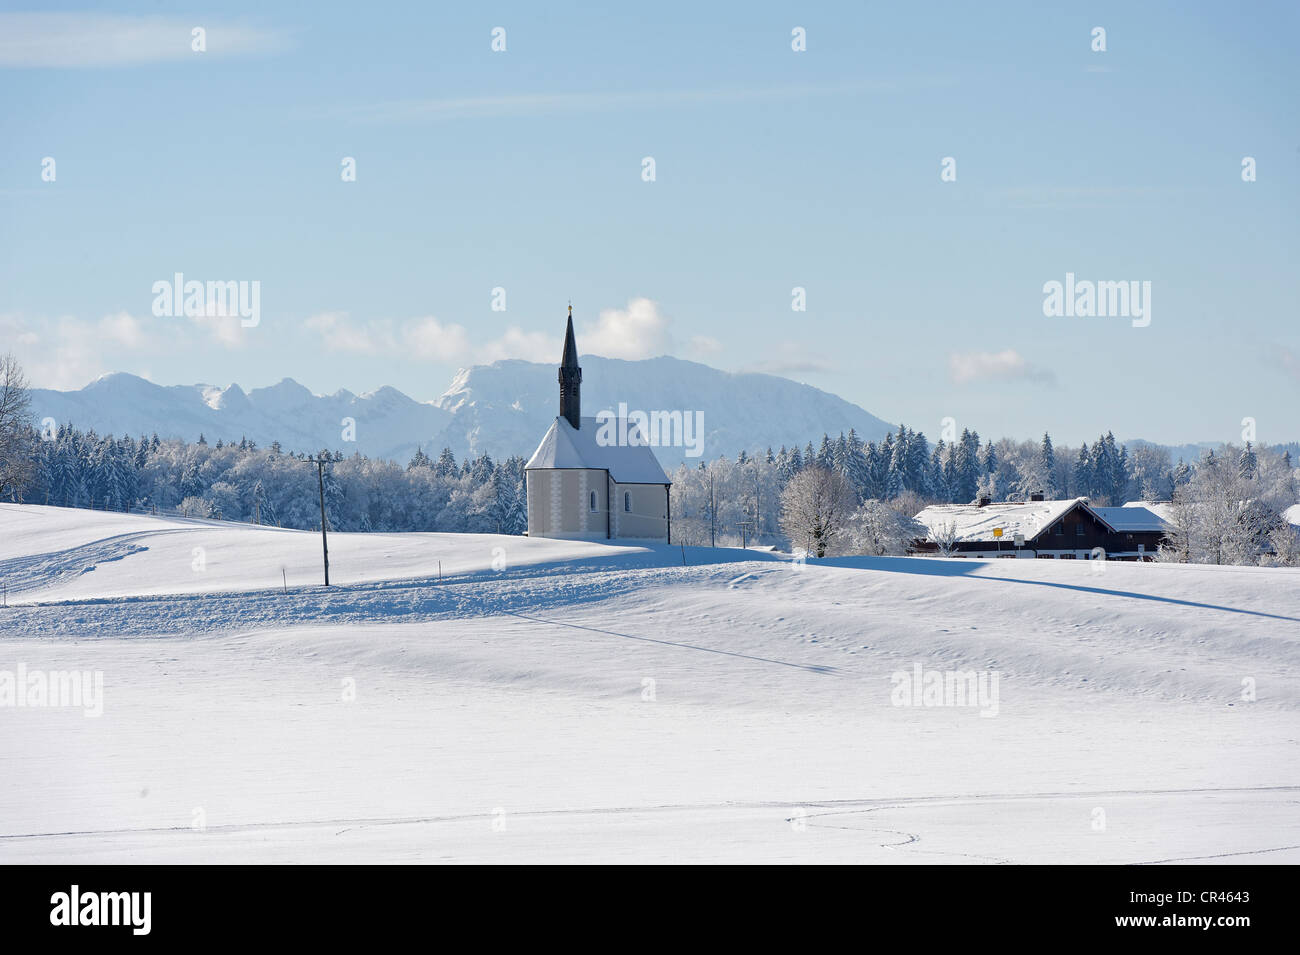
top-left (589, 490), bottom-right (598, 512)
top-left (624, 491), bottom-right (631, 513)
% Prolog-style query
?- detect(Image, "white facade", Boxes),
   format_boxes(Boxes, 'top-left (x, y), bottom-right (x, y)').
top-left (524, 416), bottom-right (671, 542)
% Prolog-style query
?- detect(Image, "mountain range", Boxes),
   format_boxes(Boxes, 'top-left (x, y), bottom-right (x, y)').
top-left (29, 357), bottom-right (896, 469)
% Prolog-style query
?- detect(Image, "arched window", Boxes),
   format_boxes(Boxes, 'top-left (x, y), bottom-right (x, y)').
top-left (589, 490), bottom-right (598, 512)
top-left (624, 491), bottom-right (632, 513)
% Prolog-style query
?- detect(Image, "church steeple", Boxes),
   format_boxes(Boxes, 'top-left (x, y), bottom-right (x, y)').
top-left (559, 304), bottom-right (582, 429)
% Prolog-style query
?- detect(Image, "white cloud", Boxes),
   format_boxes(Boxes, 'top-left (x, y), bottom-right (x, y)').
top-left (581, 298), bottom-right (675, 360)
top-left (302, 299), bottom-right (714, 366)
top-left (2, 309), bottom-right (244, 389)
top-left (688, 335), bottom-right (723, 357)
top-left (402, 317), bottom-right (472, 362)
top-left (475, 326), bottom-right (555, 364)
top-left (302, 312), bottom-right (553, 365)
top-left (2, 313), bottom-right (107, 390)
top-left (0, 14), bottom-right (286, 68)
top-left (98, 310), bottom-right (145, 348)
top-left (948, 349), bottom-right (1056, 386)
top-left (304, 311), bottom-right (394, 355)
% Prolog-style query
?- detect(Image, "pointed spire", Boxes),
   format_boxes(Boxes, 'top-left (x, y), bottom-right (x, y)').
top-left (559, 304), bottom-right (582, 428)
top-left (561, 308), bottom-right (579, 371)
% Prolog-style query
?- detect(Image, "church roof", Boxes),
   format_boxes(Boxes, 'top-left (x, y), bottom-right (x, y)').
top-left (525, 416), bottom-right (671, 485)
top-left (560, 312), bottom-right (580, 372)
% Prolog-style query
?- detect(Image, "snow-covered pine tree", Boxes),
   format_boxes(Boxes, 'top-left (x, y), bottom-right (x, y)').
top-left (1038, 432), bottom-right (1056, 497)
top-left (981, 439), bottom-right (997, 479)
top-left (1074, 442), bottom-right (1093, 499)
top-left (1238, 442), bottom-right (1257, 479)
top-left (954, 429), bottom-right (980, 503)
top-left (930, 441), bottom-right (949, 501)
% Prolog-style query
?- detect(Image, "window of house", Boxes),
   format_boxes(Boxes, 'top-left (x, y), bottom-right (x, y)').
top-left (1076, 523), bottom-right (1085, 536)
top-left (624, 491), bottom-right (631, 513)
top-left (589, 490), bottom-right (597, 512)
top-left (1053, 523), bottom-right (1062, 535)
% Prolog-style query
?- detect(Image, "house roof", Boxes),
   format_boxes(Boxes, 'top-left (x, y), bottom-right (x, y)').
top-left (525, 416), bottom-right (671, 485)
top-left (914, 498), bottom-right (1089, 543)
top-left (1094, 505), bottom-right (1168, 533)
top-left (1123, 500), bottom-right (1183, 526)
top-left (915, 498), bottom-right (1173, 544)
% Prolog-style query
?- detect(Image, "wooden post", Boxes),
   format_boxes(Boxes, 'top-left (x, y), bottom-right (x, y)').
top-left (306, 457), bottom-right (331, 586)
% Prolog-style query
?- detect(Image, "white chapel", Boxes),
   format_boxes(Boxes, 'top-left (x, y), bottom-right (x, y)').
top-left (524, 307), bottom-right (672, 542)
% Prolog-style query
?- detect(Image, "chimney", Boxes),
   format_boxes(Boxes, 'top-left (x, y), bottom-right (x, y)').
top-left (978, 496), bottom-right (991, 507)
top-left (1030, 492), bottom-right (1044, 502)
top-left (558, 305), bottom-right (582, 429)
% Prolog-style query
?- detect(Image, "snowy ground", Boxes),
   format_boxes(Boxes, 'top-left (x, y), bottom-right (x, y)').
top-left (1, 503), bottom-right (1297, 863)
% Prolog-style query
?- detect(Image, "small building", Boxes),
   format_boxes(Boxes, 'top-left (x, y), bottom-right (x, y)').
top-left (524, 308), bottom-right (672, 542)
top-left (912, 496), bottom-right (1168, 559)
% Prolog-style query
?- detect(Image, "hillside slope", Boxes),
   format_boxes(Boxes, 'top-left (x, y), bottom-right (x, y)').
top-left (2, 504), bottom-right (1296, 863)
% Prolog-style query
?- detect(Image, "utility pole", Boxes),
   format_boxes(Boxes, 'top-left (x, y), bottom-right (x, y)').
top-left (709, 471), bottom-right (716, 548)
top-left (306, 456), bottom-right (331, 586)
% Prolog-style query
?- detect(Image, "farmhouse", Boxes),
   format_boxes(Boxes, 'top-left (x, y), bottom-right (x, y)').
top-left (912, 496), bottom-right (1168, 559)
top-left (524, 308), bottom-right (672, 542)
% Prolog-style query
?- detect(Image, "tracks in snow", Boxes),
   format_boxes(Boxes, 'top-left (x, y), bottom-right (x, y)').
top-left (3, 784), bottom-right (1295, 864)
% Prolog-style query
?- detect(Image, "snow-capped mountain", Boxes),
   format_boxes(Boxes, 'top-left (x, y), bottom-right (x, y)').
top-left (30, 357), bottom-right (894, 468)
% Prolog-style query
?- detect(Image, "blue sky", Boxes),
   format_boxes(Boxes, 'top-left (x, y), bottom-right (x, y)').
top-left (2, 0), bottom-right (1297, 445)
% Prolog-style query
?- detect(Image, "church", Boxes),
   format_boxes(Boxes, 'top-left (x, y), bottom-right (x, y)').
top-left (524, 308), bottom-right (672, 542)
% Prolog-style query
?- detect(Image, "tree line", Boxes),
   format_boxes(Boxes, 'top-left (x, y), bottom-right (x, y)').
top-left (670, 426), bottom-right (1298, 564)
top-left (2, 353), bottom-right (1296, 564)
top-left (3, 419), bottom-right (527, 535)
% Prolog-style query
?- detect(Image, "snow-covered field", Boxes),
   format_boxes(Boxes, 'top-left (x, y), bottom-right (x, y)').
top-left (1, 503), bottom-right (1297, 864)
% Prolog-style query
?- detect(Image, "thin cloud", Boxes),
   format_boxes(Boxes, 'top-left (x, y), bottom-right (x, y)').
top-left (688, 335), bottom-right (723, 358)
top-left (333, 79), bottom-right (938, 124)
top-left (302, 311), bottom-right (553, 365)
top-left (303, 299), bottom-right (710, 365)
top-left (948, 349), bottom-right (1056, 386)
top-left (1270, 344), bottom-right (1300, 385)
top-left (0, 14), bottom-right (287, 68)
top-left (990, 185), bottom-right (1160, 211)
top-left (739, 344), bottom-right (836, 376)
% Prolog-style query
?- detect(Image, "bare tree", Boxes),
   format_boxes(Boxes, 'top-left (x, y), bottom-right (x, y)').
top-left (0, 353), bottom-right (34, 500)
top-left (848, 500), bottom-right (926, 556)
top-left (887, 488), bottom-right (928, 521)
top-left (930, 519), bottom-right (961, 557)
top-left (1158, 450), bottom-right (1290, 565)
top-left (779, 466), bottom-right (856, 557)
top-left (1268, 523), bottom-right (1300, 567)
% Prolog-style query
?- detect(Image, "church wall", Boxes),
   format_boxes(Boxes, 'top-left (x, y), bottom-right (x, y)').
top-left (526, 470), bottom-right (669, 541)
top-left (611, 482), bottom-right (669, 541)
top-left (526, 468), bottom-right (608, 540)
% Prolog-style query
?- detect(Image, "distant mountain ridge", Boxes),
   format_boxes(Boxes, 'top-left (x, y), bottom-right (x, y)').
top-left (29, 356), bottom-right (896, 469)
